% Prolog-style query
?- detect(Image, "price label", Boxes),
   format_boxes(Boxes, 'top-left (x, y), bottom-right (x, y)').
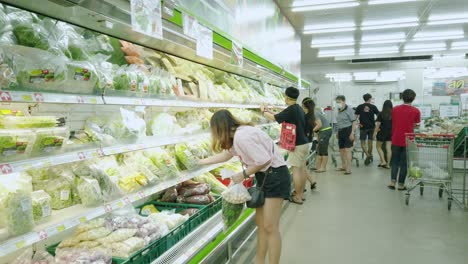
top-left (104, 204), bottom-right (112, 213)
top-left (97, 149), bottom-right (104, 157)
top-left (76, 96), bottom-right (85, 104)
top-left (38, 230), bottom-right (48, 240)
top-left (33, 93), bottom-right (44, 102)
top-left (0, 164), bottom-right (13, 174)
top-left (0, 91), bottom-right (12, 101)
top-left (15, 240), bottom-right (25, 249)
top-left (77, 152), bottom-right (86, 160)
top-left (22, 94), bottom-right (33, 101)
top-left (56, 225), bottom-right (65, 233)
top-left (415, 105), bottom-right (432, 119)
top-left (439, 104), bottom-right (460, 118)
top-left (117, 201), bottom-right (124, 208)
top-left (79, 216), bottom-right (87, 223)
top-left (138, 191), bottom-right (145, 199)
top-left (90, 98), bottom-right (97, 104)
top-left (123, 197), bottom-right (131, 205)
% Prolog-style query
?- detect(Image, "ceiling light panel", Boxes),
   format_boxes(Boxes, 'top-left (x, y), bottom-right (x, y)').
top-left (319, 48), bottom-right (355, 54)
top-left (413, 35), bottom-right (464, 41)
top-left (368, 0), bottom-right (423, 5)
top-left (404, 47), bottom-right (446, 53)
top-left (311, 42), bottom-right (354, 48)
top-left (360, 46), bottom-right (399, 52)
top-left (451, 41), bottom-right (468, 49)
top-left (362, 17), bottom-right (418, 26)
top-left (292, 1), bottom-right (359, 12)
top-left (312, 36), bottom-right (353, 44)
top-left (414, 30), bottom-right (464, 38)
top-left (429, 13), bottom-right (468, 21)
top-left (427, 18), bottom-right (468, 26)
top-left (362, 22), bottom-right (419, 31)
top-left (361, 39), bottom-right (406, 45)
top-left (405, 43), bottom-right (446, 49)
top-left (362, 32), bottom-right (406, 41)
top-left (304, 22), bottom-right (356, 34)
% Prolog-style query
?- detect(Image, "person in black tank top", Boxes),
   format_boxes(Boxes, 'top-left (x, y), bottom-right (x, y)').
top-left (373, 100), bottom-right (393, 169)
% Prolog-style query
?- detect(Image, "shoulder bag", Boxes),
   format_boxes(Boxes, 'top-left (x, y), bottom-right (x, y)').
top-left (245, 142), bottom-right (275, 208)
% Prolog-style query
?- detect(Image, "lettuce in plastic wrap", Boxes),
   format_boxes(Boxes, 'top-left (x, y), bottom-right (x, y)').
top-left (149, 112), bottom-right (181, 137)
top-left (77, 177), bottom-right (103, 207)
top-left (32, 190), bottom-right (51, 222)
top-left (143, 147), bottom-right (179, 179)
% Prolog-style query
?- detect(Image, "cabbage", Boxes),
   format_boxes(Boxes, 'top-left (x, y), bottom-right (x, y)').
top-left (409, 167), bottom-right (423, 178)
top-left (149, 112), bottom-right (181, 136)
top-left (143, 147), bottom-right (179, 179)
top-left (77, 177), bottom-right (103, 207)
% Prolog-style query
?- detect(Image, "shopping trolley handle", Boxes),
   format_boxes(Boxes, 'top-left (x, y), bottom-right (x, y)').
top-left (405, 133), bottom-right (455, 139)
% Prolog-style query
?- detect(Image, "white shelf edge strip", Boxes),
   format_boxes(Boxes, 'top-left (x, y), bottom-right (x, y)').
top-left (0, 90), bottom-right (285, 109)
top-left (0, 123), bottom-right (277, 176)
top-left (0, 162), bottom-right (229, 257)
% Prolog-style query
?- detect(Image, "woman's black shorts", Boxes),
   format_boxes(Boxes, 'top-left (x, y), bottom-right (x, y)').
top-left (338, 125), bottom-right (353, 149)
top-left (376, 131), bottom-right (392, 142)
top-left (255, 166), bottom-right (291, 199)
top-left (317, 129), bottom-right (332, 156)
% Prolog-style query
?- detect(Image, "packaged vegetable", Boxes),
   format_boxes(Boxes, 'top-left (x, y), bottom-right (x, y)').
top-left (143, 147), bottom-right (180, 179)
top-left (161, 188), bottom-right (177, 202)
top-left (76, 218), bottom-right (106, 234)
top-left (75, 240), bottom-right (101, 249)
top-left (75, 227), bottom-right (112, 241)
top-left (1, 45), bottom-right (67, 92)
top-left (222, 199), bottom-right (244, 231)
top-left (149, 112), bottom-right (181, 136)
top-left (179, 183), bottom-right (210, 197)
top-left (110, 237), bottom-right (145, 258)
top-left (149, 211), bottom-right (189, 230)
top-left (140, 204), bottom-right (158, 216)
top-left (11, 247), bottom-right (56, 264)
top-left (58, 237), bottom-right (81, 248)
top-left (194, 173), bottom-right (227, 195)
top-left (0, 115), bottom-right (57, 129)
top-left (0, 129), bottom-right (35, 162)
top-left (97, 228), bottom-right (137, 244)
top-left (77, 177), bottom-right (103, 207)
top-left (177, 194), bottom-right (214, 205)
top-left (55, 248), bottom-right (112, 264)
top-left (42, 177), bottom-right (73, 210)
top-left (179, 208), bottom-right (199, 216)
top-left (174, 143), bottom-right (198, 170)
top-left (222, 183), bottom-right (251, 204)
top-left (31, 127), bottom-right (69, 156)
top-left (122, 152), bottom-right (160, 184)
top-left (89, 157), bottom-right (123, 200)
top-left (64, 60), bottom-right (98, 94)
top-left (0, 173), bottom-right (34, 237)
top-left (32, 190), bottom-right (51, 223)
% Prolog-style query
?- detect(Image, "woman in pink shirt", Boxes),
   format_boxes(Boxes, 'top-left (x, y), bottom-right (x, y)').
top-left (199, 110), bottom-right (290, 264)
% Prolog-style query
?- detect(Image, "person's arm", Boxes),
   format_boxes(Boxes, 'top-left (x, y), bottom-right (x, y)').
top-left (198, 151), bottom-right (233, 166)
top-left (231, 160), bottom-right (271, 184)
top-left (313, 118), bottom-right (322, 132)
top-left (349, 110), bottom-right (356, 141)
top-left (264, 106), bottom-right (290, 124)
top-left (414, 110), bottom-right (421, 129)
top-left (373, 122), bottom-right (381, 140)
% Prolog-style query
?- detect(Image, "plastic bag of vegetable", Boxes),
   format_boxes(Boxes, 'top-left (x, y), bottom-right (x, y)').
top-left (110, 236), bottom-right (145, 258)
top-left (122, 152), bottom-right (159, 184)
top-left (31, 127), bottom-right (69, 156)
top-left (89, 157), bottom-right (123, 200)
top-left (55, 248), bottom-right (112, 264)
top-left (221, 183), bottom-right (250, 230)
top-left (194, 173), bottom-right (227, 195)
top-left (97, 228), bottom-right (137, 244)
top-left (0, 129), bottom-right (36, 162)
top-left (149, 211), bottom-right (189, 230)
top-left (77, 177), bottom-right (103, 207)
top-left (222, 199), bottom-right (244, 231)
top-left (31, 190), bottom-right (51, 223)
top-left (0, 172), bottom-right (34, 237)
top-left (174, 143), bottom-right (199, 170)
top-left (1, 45), bottom-right (67, 92)
top-left (143, 147), bottom-right (180, 179)
top-left (8, 11), bottom-right (49, 50)
top-left (64, 60), bottom-right (98, 94)
top-left (149, 112), bottom-right (181, 137)
top-left (179, 183), bottom-right (210, 197)
top-left (11, 247), bottom-right (56, 264)
top-left (42, 176), bottom-right (73, 210)
top-left (160, 188), bottom-right (178, 202)
top-left (1, 115), bottom-right (57, 129)
top-left (177, 194), bottom-right (214, 205)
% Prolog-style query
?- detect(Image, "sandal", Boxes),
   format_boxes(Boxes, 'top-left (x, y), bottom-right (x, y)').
top-left (291, 191), bottom-right (306, 201)
top-left (387, 184), bottom-right (396, 190)
top-left (336, 168), bottom-right (345, 171)
top-left (344, 172), bottom-right (352, 175)
top-left (383, 165), bottom-right (390, 169)
top-left (316, 170), bottom-right (325, 173)
top-left (289, 196), bottom-right (303, 205)
top-left (310, 182), bottom-right (317, 190)
top-left (397, 186), bottom-right (407, 191)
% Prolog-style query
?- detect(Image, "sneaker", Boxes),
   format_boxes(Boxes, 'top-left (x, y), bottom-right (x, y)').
top-left (364, 156), bottom-right (371, 166)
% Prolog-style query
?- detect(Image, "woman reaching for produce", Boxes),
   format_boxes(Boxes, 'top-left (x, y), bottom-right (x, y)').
top-left (198, 110), bottom-right (290, 264)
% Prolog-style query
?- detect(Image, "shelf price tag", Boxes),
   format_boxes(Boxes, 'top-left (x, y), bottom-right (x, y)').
top-left (21, 94), bottom-right (33, 101)
top-left (130, 0), bottom-right (163, 39)
top-left (79, 216), bottom-right (87, 223)
top-left (38, 230), bottom-right (48, 240)
top-left (0, 91), bottom-right (12, 101)
top-left (15, 240), bottom-right (26, 249)
top-left (138, 191), bottom-right (145, 199)
top-left (123, 197), bottom-right (132, 205)
top-left (56, 225), bottom-right (65, 233)
top-left (33, 93), bottom-right (44, 102)
top-left (76, 96), bottom-right (85, 104)
top-left (90, 98), bottom-right (97, 104)
top-left (196, 24), bottom-right (213, 60)
top-left (104, 204), bottom-right (112, 213)
top-left (0, 164), bottom-right (13, 174)
top-left (77, 152), bottom-right (86, 160)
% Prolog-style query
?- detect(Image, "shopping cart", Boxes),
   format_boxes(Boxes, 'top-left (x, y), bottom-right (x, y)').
top-left (306, 139), bottom-right (318, 171)
top-left (405, 133), bottom-right (455, 210)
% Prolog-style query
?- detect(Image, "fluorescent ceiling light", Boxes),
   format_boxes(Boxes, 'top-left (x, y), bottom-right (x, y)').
top-left (359, 50), bottom-right (399, 56)
top-left (362, 17), bottom-right (418, 26)
top-left (311, 37), bottom-right (354, 46)
top-left (318, 48), bottom-right (355, 57)
top-left (369, 0), bottom-right (423, 5)
top-left (380, 71), bottom-right (406, 78)
top-left (304, 27), bottom-right (355, 34)
top-left (415, 30), bottom-right (463, 38)
top-left (304, 22), bottom-right (355, 30)
top-left (362, 32), bottom-right (405, 41)
top-left (292, 1), bottom-right (359, 12)
top-left (451, 41), bottom-right (468, 49)
top-left (427, 18), bottom-right (468, 26)
top-left (318, 53), bottom-right (355, 57)
top-left (404, 47), bottom-right (446, 53)
top-left (429, 13), bottom-right (468, 21)
top-left (311, 42), bottom-right (354, 48)
top-left (405, 43), bottom-right (446, 49)
top-left (360, 46), bottom-right (398, 53)
top-left (413, 35), bottom-right (464, 41)
top-left (361, 39), bottom-right (405, 45)
top-left (354, 72), bottom-right (378, 80)
top-left (362, 22), bottom-right (418, 31)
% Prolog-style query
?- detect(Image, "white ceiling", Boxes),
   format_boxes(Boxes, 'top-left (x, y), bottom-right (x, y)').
top-left (277, 0), bottom-right (468, 70)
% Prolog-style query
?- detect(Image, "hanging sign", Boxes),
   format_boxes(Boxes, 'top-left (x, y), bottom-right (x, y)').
top-left (130, 0), bottom-right (163, 39)
top-left (230, 41), bottom-right (243, 67)
top-left (196, 24), bottom-right (213, 60)
top-left (183, 13), bottom-right (199, 39)
top-left (415, 105), bottom-right (432, 119)
top-left (439, 103), bottom-right (460, 118)
top-left (431, 77), bottom-right (468, 96)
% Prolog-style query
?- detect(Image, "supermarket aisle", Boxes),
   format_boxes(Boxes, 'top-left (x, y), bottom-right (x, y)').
top-left (232, 165), bottom-right (468, 264)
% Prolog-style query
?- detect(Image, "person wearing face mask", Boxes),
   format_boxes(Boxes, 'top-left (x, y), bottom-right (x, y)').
top-left (335, 95), bottom-right (356, 175)
top-left (355, 93), bottom-right (380, 166)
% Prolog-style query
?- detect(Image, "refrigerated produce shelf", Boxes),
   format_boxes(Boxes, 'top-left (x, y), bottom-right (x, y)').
top-left (0, 162), bottom-right (230, 257)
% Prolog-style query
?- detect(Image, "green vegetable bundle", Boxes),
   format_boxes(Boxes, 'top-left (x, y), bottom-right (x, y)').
top-left (143, 147), bottom-right (180, 179)
top-left (222, 199), bottom-right (244, 231)
top-left (32, 190), bottom-right (51, 223)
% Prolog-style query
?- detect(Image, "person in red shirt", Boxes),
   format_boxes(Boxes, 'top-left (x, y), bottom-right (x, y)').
top-left (389, 89), bottom-right (421, 190)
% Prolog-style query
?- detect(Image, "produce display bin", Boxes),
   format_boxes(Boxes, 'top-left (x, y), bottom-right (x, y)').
top-left (47, 197), bottom-right (222, 264)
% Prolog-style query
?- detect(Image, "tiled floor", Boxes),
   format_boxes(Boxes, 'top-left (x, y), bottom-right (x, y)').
top-left (232, 164), bottom-right (468, 264)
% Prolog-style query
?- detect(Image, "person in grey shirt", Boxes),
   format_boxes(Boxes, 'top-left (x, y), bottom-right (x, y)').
top-left (335, 95), bottom-right (356, 174)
